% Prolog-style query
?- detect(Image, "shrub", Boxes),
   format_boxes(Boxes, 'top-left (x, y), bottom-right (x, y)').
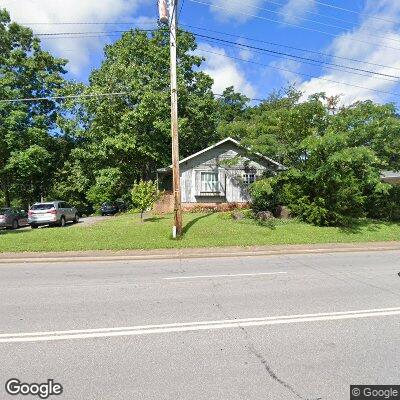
top-left (131, 180), bottom-right (160, 222)
top-left (366, 184), bottom-right (400, 221)
top-left (249, 178), bottom-right (280, 213)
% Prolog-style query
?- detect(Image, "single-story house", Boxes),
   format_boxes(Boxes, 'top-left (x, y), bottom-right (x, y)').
top-left (381, 171), bottom-right (400, 185)
top-left (156, 137), bottom-right (285, 210)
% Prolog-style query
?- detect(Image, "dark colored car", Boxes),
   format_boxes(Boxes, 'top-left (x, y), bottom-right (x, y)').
top-left (100, 201), bottom-right (127, 216)
top-left (0, 208), bottom-right (29, 230)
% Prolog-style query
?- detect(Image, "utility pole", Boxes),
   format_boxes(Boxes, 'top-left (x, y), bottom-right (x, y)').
top-left (158, 0), bottom-right (183, 238)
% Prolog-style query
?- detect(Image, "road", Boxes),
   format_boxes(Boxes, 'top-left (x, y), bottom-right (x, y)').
top-left (0, 250), bottom-right (399, 399)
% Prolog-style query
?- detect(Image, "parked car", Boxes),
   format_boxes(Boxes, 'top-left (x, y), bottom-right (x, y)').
top-left (0, 208), bottom-right (29, 230)
top-left (100, 200), bottom-right (127, 216)
top-left (28, 201), bottom-right (79, 229)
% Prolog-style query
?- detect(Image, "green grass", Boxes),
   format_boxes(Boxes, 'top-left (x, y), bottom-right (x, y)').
top-left (0, 212), bottom-right (399, 253)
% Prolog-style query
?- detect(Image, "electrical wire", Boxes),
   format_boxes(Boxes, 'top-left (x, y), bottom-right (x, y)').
top-left (260, 0), bottom-right (355, 25)
top-left (313, 0), bottom-right (400, 25)
top-left (222, 0), bottom-right (400, 45)
top-left (199, 36), bottom-right (400, 84)
top-left (194, 32), bottom-right (400, 81)
top-left (197, 48), bottom-right (400, 98)
top-left (178, 0), bottom-right (186, 19)
top-left (183, 23), bottom-right (400, 72)
top-left (0, 92), bottom-right (130, 104)
top-left (32, 28), bottom-right (400, 80)
top-left (21, 19), bottom-right (400, 71)
top-left (189, 0), bottom-right (400, 52)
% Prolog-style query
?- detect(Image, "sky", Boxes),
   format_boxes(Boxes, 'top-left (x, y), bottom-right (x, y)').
top-left (3, 0), bottom-right (400, 106)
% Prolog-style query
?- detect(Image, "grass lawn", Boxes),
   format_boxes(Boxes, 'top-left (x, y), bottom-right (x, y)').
top-left (0, 212), bottom-right (399, 253)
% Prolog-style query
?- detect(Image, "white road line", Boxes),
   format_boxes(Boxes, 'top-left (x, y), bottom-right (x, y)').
top-left (1, 307), bottom-right (400, 343)
top-left (163, 272), bottom-right (287, 280)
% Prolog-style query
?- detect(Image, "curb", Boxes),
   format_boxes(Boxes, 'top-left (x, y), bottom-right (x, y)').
top-left (1, 242), bottom-right (400, 264)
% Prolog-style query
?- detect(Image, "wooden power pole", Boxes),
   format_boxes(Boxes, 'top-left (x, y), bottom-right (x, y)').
top-left (159, 0), bottom-right (183, 237)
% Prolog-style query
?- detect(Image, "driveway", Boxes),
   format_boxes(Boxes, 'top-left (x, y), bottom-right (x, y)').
top-left (12, 215), bottom-right (108, 231)
top-left (75, 215), bottom-right (107, 227)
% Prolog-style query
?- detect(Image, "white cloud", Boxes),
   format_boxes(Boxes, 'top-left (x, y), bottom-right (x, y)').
top-left (2, 0), bottom-right (154, 75)
top-left (299, 0), bottom-right (400, 105)
top-left (207, 0), bottom-right (263, 22)
top-left (280, 0), bottom-right (315, 23)
top-left (197, 43), bottom-right (256, 97)
top-left (270, 59), bottom-right (302, 84)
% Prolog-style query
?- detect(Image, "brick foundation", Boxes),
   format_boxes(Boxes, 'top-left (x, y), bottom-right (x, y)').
top-left (153, 193), bottom-right (249, 214)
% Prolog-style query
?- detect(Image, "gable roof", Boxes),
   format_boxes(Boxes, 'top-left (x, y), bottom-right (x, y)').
top-left (157, 137), bottom-right (285, 172)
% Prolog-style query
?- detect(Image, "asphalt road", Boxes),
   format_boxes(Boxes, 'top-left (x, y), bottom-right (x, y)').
top-left (0, 250), bottom-right (399, 400)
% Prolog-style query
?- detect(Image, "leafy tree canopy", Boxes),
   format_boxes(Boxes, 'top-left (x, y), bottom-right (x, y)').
top-left (0, 9), bottom-right (69, 207)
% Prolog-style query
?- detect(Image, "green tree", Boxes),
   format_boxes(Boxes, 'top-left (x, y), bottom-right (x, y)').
top-left (87, 168), bottom-right (123, 208)
top-left (131, 180), bottom-right (160, 222)
top-left (229, 89), bottom-right (400, 226)
top-left (0, 9), bottom-right (68, 207)
top-left (5, 145), bottom-right (52, 205)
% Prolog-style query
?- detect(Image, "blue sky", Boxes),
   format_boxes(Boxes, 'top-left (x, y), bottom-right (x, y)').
top-left (4, 0), bottom-right (400, 106)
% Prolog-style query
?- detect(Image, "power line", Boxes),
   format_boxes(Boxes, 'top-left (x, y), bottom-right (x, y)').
top-left (183, 23), bottom-right (400, 72)
top-left (32, 28), bottom-right (400, 80)
top-left (189, 0), bottom-right (400, 52)
top-left (197, 48), bottom-right (400, 98)
top-left (20, 21), bottom-right (157, 26)
top-left (199, 36), bottom-right (400, 84)
top-left (0, 92), bottom-right (130, 104)
top-left (178, 0), bottom-right (186, 19)
top-left (31, 27), bottom-right (400, 80)
top-left (194, 33), bottom-right (400, 81)
top-left (24, 19), bottom-right (400, 71)
top-left (34, 30), bottom-right (153, 36)
top-left (224, 0), bottom-right (400, 45)
top-left (260, 0), bottom-right (355, 25)
top-left (313, 0), bottom-right (400, 25)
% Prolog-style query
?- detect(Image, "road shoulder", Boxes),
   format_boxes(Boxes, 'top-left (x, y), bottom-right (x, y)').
top-left (1, 241), bottom-right (399, 263)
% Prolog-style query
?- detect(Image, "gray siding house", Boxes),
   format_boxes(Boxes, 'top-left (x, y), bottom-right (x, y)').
top-left (381, 171), bottom-right (400, 185)
top-left (157, 137), bottom-right (284, 206)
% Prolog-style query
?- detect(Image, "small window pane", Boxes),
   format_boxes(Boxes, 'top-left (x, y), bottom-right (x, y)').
top-left (201, 172), bottom-right (219, 192)
top-left (243, 173), bottom-right (256, 185)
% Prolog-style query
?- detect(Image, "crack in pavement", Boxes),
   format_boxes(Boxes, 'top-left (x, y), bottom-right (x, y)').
top-left (209, 279), bottom-right (320, 400)
top-left (238, 324), bottom-right (322, 400)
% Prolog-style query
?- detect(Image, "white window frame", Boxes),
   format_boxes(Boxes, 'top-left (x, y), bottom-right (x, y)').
top-left (243, 173), bottom-right (256, 186)
top-left (200, 172), bottom-right (220, 193)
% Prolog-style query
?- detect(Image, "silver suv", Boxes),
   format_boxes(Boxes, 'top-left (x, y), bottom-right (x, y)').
top-left (28, 201), bottom-right (79, 229)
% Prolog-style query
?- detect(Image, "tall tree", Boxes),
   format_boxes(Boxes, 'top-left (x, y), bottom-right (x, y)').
top-left (0, 9), bottom-right (68, 207)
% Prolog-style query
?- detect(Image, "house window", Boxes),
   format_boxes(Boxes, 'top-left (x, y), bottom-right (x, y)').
top-left (201, 172), bottom-right (219, 193)
top-left (243, 173), bottom-right (256, 186)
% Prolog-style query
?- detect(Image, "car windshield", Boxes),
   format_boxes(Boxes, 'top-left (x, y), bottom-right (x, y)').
top-left (31, 204), bottom-right (54, 210)
top-left (0, 208), bottom-right (10, 215)
top-left (102, 202), bottom-right (115, 207)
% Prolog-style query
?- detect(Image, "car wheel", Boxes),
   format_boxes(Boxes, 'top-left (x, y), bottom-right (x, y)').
top-left (73, 214), bottom-right (79, 224)
top-left (59, 216), bottom-right (66, 227)
top-left (31, 224), bottom-right (38, 229)
top-left (11, 219), bottom-right (19, 230)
